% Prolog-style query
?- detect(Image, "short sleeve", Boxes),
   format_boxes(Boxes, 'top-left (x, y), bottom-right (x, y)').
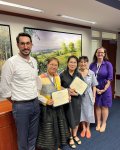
top-left (91, 71), bottom-right (98, 87)
top-left (106, 62), bottom-right (113, 81)
top-left (89, 63), bottom-right (93, 70)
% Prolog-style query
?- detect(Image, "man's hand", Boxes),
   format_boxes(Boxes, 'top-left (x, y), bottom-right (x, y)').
top-left (7, 97), bottom-right (12, 103)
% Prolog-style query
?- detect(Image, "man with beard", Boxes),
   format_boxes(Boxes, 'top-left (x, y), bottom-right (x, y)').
top-left (1, 32), bottom-right (41, 150)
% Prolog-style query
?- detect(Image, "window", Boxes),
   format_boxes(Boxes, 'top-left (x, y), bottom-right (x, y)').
top-left (102, 32), bottom-right (117, 39)
top-left (92, 30), bottom-right (100, 38)
top-left (91, 39), bottom-right (100, 60)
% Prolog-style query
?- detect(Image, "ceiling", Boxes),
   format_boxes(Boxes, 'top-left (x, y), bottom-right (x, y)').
top-left (0, 0), bottom-right (120, 32)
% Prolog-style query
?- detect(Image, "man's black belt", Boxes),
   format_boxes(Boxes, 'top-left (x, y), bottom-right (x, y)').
top-left (13, 97), bottom-right (37, 103)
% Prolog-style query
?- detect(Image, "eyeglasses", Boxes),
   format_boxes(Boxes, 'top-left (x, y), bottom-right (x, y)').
top-left (49, 64), bottom-right (58, 67)
top-left (96, 52), bottom-right (105, 54)
top-left (19, 42), bottom-right (31, 46)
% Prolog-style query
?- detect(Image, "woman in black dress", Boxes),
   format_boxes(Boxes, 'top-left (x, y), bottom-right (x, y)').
top-left (60, 55), bottom-right (82, 149)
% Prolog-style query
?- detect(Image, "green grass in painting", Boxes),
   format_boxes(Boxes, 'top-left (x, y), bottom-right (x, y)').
top-left (31, 49), bottom-right (81, 74)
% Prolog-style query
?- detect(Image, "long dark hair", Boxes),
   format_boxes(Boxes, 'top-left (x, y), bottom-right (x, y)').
top-left (92, 47), bottom-right (109, 62)
top-left (67, 55), bottom-right (78, 66)
top-left (66, 55), bottom-right (78, 73)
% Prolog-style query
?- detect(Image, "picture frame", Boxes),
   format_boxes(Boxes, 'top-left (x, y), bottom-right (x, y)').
top-left (0, 24), bottom-right (12, 98)
top-left (24, 27), bottom-right (82, 73)
top-left (0, 24), bottom-right (12, 78)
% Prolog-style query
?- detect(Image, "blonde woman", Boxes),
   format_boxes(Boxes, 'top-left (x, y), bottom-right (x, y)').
top-left (90, 47), bottom-right (113, 132)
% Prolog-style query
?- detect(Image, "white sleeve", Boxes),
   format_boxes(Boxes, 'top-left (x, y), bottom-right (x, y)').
top-left (36, 76), bottom-right (42, 91)
top-left (38, 94), bottom-right (48, 104)
top-left (1, 60), bottom-right (14, 98)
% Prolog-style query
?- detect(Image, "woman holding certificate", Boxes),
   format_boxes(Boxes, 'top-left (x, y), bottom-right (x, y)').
top-left (90, 47), bottom-right (113, 132)
top-left (60, 55), bottom-right (82, 149)
top-left (78, 56), bottom-right (98, 138)
top-left (36, 57), bottom-right (70, 150)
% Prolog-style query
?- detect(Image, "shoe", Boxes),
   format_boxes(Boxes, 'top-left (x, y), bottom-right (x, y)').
top-left (96, 124), bottom-right (101, 131)
top-left (81, 130), bottom-right (86, 138)
top-left (73, 136), bottom-right (81, 145)
top-left (100, 124), bottom-right (106, 132)
top-left (69, 137), bottom-right (76, 149)
top-left (69, 143), bottom-right (76, 149)
top-left (86, 130), bottom-right (91, 139)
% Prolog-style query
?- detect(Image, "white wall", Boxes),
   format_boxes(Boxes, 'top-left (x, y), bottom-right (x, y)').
top-left (0, 14), bottom-right (91, 60)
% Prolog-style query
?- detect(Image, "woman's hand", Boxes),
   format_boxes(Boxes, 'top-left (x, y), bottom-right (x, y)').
top-left (100, 89), bottom-right (106, 94)
top-left (96, 88), bottom-right (101, 95)
top-left (97, 89), bottom-right (105, 95)
top-left (97, 80), bottom-right (110, 95)
top-left (68, 88), bottom-right (79, 96)
top-left (47, 99), bottom-right (54, 105)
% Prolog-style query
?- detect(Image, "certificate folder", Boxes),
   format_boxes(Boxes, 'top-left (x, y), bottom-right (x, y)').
top-left (70, 77), bottom-right (87, 95)
top-left (52, 89), bottom-right (69, 107)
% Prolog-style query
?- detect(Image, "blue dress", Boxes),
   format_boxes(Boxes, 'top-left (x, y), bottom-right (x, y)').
top-left (90, 61), bottom-right (113, 107)
top-left (80, 69), bottom-right (98, 123)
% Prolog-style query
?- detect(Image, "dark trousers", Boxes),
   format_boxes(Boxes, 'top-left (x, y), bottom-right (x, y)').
top-left (12, 98), bottom-right (40, 150)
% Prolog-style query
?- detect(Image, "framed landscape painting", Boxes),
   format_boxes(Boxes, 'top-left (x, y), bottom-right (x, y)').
top-left (0, 24), bottom-right (12, 78)
top-left (0, 24), bottom-right (12, 98)
top-left (24, 27), bottom-right (82, 73)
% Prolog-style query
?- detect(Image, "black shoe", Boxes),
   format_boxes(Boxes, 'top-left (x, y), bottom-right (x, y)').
top-left (69, 137), bottom-right (76, 149)
top-left (73, 136), bottom-right (81, 145)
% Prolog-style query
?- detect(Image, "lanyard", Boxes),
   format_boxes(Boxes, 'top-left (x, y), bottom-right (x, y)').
top-left (46, 73), bottom-right (57, 89)
top-left (95, 64), bottom-right (101, 78)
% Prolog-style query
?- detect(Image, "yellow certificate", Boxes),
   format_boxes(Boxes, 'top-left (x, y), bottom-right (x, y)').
top-left (70, 77), bottom-right (88, 95)
top-left (52, 89), bottom-right (69, 107)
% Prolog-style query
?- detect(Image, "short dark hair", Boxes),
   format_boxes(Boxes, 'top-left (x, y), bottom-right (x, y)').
top-left (46, 57), bottom-right (59, 66)
top-left (16, 32), bottom-right (32, 43)
top-left (78, 56), bottom-right (89, 62)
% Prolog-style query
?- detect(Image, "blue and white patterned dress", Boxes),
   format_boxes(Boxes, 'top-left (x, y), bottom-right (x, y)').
top-left (80, 69), bottom-right (98, 123)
